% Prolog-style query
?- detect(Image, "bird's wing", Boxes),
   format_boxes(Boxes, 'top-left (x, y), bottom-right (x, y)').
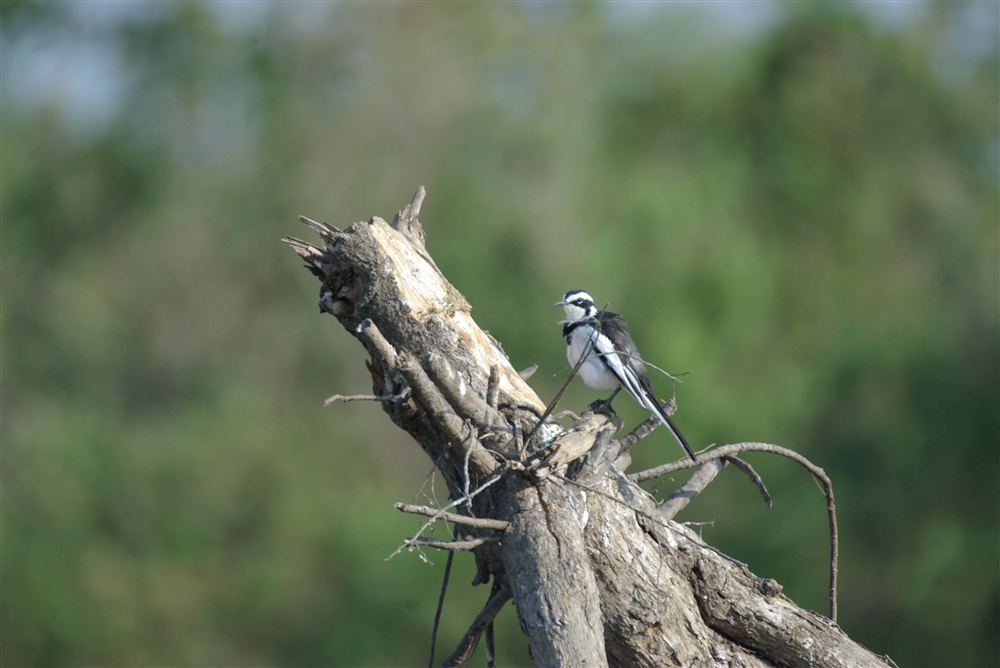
top-left (595, 314), bottom-right (658, 411)
top-left (598, 313), bottom-right (696, 461)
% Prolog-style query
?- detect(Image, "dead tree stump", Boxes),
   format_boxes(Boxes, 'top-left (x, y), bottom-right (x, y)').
top-left (284, 188), bottom-right (895, 668)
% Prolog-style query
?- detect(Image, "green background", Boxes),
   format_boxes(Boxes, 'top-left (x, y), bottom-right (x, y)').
top-left (3, 2), bottom-right (997, 666)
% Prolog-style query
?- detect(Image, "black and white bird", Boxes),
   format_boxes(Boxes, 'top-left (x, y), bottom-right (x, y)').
top-left (557, 289), bottom-right (696, 461)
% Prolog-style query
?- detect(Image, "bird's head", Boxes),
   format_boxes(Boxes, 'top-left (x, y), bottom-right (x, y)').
top-left (557, 289), bottom-right (597, 323)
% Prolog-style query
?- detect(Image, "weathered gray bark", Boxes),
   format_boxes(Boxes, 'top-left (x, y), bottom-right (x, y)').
top-left (284, 189), bottom-right (895, 668)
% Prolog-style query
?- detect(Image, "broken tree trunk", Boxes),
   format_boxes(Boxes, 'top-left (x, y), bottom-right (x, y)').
top-left (283, 188), bottom-right (895, 668)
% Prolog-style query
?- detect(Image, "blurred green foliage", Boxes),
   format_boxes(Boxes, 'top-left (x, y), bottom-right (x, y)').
top-left (3, 3), bottom-right (997, 667)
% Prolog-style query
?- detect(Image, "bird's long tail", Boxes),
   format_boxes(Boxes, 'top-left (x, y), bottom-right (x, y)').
top-left (651, 403), bottom-right (697, 462)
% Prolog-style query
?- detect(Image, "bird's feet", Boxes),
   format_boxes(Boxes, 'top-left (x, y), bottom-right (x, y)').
top-left (588, 397), bottom-right (619, 417)
top-left (589, 388), bottom-right (621, 415)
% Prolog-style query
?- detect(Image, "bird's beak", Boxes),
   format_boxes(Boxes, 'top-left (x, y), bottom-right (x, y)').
top-left (556, 299), bottom-right (571, 323)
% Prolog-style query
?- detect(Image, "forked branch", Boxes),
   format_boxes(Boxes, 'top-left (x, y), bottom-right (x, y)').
top-left (633, 441), bottom-right (839, 621)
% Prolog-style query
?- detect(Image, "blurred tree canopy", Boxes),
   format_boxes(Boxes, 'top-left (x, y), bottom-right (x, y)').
top-left (2, 2), bottom-right (997, 666)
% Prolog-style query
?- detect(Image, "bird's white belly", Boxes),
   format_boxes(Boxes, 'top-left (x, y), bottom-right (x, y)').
top-left (567, 329), bottom-right (622, 391)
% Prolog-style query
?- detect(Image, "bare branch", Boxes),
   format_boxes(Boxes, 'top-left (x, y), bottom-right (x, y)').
top-left (298, 214), bottom-right (341, 238)
top-left (324, 389), bottom-right (410, 406)
top-left (517, 363), bottom-right (538, 380)
top-left (632, 442), bottom-right (806, 484)
top-left (658, 458), bottom-right (727, 520)
top-left (425, 352), bottom-right (509, 438)
top-left (407, 185), bottom-right (427, 219)
top-left (282, 235), bottom-right (329, 270)
top-left (440, 585), bottom-right (512, 668)
top-left (723, 455), bottom-right (772, 508)
top-left (657, 455), bottom-right (772, 520)
top-left (617, 399), bottom-right (680, 453)
top-left (632, 442), bottom-right (838, 621)
top-left (393, 185), bottom-right (426, 229)
top-left (406, 536), bottom-right (500, 552)
top-left (387, 467), bottom-right (508, 562)
top-left (594, 347), bottom-right (687, 385)
top-left (355, 319), bottom-right (399, 369)
top-left (395, 502), bottom-right (510, 531)
top-left (398, 359), bottom-right (498, 478)
top-left (428, 550), bottom-right (454, 668)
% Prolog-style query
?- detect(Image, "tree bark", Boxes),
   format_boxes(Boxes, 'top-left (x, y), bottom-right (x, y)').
top-left (284, 189), bottom-right (895, 668)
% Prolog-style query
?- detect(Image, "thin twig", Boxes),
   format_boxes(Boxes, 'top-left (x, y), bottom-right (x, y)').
top-left (395, 503), bottom-right (510, 530)
top-left (440, 585), bottom-right (512, 668)
top-left (297, 215), bottom-right (341, 237)
top-left (405, 536), bottom-right (500, 551)
top-left (634, 443), bottom-right (773, 481)
top-left (387, 466), bottom-right (508, 561)
top-left (485, 607), bottom-right (496, 668)
top-left (483, 580), bottom-right (502, 668)
top-left (324, 389), bottom-right (409, 406)
top-left (590, 347), bottom-right (687, 385)
top-left (723, 455), bottom-right (772, 508)
top-left (416, 449), bottom-right (450, 511)
top-left (428, 550), bottom-right (454, 668)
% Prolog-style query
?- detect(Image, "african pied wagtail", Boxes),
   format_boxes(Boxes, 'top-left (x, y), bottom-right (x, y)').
top-left (558, 289), bottom-right (696, 462)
